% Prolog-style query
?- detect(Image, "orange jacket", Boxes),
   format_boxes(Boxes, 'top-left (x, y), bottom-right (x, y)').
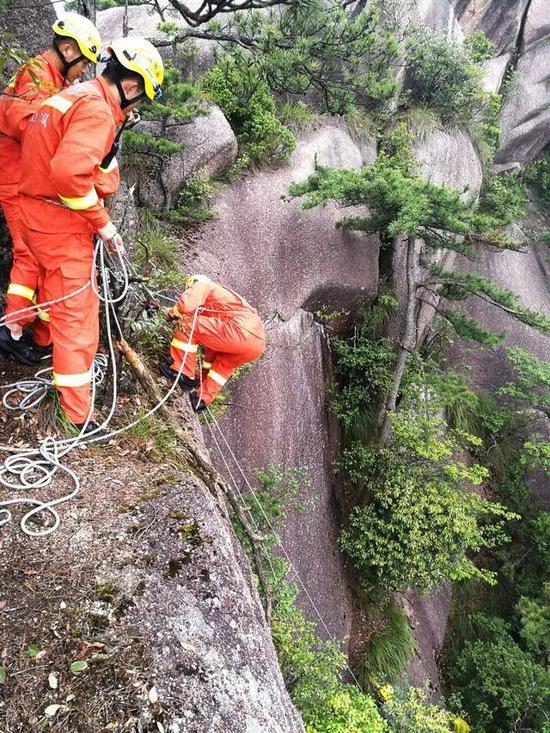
top-left (0, 52), bottom-right (65, 185)
top-left (174, 280), bottom-right (266, 341)
top-left (19, 76), bottom-right (125, 234)
top-left (94, 156), bottom-right (121, 200)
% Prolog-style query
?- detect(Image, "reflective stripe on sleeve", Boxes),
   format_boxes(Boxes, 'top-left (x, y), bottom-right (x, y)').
top-left (43, 96), bottom-right (74, 114)
top-left (37, 307), bottom-right (50, 322)
top-left (59, 189), bottom-right (99, 211)
top-left (206, 369), bottom-right (227, 386)
top-left (7, 283), bottom-right (35, 302)
top-left (98, 157), bottom-right (119, 174)
top-left (170, 338), bottom-right (198, 353)
top-left (202, 361), bottom-right (213, 370)
top-left (53, 369), bottom-right (91, 387)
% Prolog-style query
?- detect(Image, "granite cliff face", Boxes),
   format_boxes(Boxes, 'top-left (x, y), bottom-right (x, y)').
top-left (1, 0), bottom-right (548, 726)
top-left (78, 0), bottom-right (550, 703)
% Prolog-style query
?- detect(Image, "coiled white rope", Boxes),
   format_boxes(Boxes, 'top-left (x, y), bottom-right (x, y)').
top-left (1, 354), bottom-right (109, 412)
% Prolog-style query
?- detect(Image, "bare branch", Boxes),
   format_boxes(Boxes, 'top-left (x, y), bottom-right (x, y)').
top-left (153, 26), bottom-right (258, 49)
top-left (165, 0), bottom-right (288, 27)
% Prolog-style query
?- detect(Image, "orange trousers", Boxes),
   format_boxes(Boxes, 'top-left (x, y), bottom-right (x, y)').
top-left (0, 183), bottom-right (50, 346)
top-left (169, 314), bottom-right (266, 405)
top-left (22, 224), bottom-right (99, 424)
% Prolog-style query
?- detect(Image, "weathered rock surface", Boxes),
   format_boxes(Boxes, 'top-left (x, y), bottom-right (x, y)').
top-left (451, 0), bottom-right (550, 165)
top-left (213, 311), bottom-right (356, 641)
top-left (452, 0), bottom-right (530, 53)
top-left (189, 122), bottom-right (378, 317)
top-left (414, 126), bottom-right (483, 192)
top-left (446, 215), bottom-right (550, 388)
top-left (522, 0), bottom-right (550, 48)
top-left (411, 126), bottom-right (484, 341)
top-left (409, 0), bottom-right (463, 37)
top-left (496, 33), bottom-right (550, 166)
top-left (127, 105), bottom-right (238, 210)
top-left (479, 54), bottom-right (510, 94)
top-left (0, 0), bottom-right (56, 58)
top-left (97, 5), bottom-right (214, 77)
top-left (402, 585), bottom-right (453, 693)
top-left (184, 122), bottom-right (379, 641)
top-left (116, 478), bottom-right (305, 733)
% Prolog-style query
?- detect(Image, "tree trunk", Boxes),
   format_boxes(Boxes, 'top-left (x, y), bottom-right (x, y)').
top-left (378, 235), bottom-right (418, 445)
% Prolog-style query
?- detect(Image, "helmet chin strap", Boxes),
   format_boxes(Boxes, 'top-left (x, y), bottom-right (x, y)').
top-left (53, 40), bottom-right (85, 78)
top-left (115, 78), bottom-right (146, 110)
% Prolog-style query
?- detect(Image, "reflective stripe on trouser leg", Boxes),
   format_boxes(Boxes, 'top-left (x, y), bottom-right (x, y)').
top-left (199, 362), bottom-right (235, 405)
top-left (201, 347), bottom-right (216, 377)
top-left (53, 369), bottom-right (92, 387)
top-left (207, 369), bottom-right (227, 386)
top-left (169, 329), bottom-right (198, 379)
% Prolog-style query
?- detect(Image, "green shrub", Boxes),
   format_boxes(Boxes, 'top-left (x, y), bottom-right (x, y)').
top-left (233, 464), bottom-right (387, 731)
top-left (404, 29), bottom-right (487, 126)
top-left (169, 173), bottom-right (217, 225)
top-left (524, 153), bottom-right (550, 204)
top-left (497, 347), bottom-right (550, 411)
top-left (464, 31), bottom-right (495, 63)
top-left (477, 172), bottom-right (528, 228)
top-left (385, 687), bottom-right (458, 733)
top-left (208, 0), bottom-right (398, 118)
top-left (517, 585), bottom-right (550, 659)
top-left (201, 56), bottom-right (295, 168)
top-left (450, 614), bottom-right (550, 733)
top-left (331, 335), bottom-right (396, 440)
top-left (358, 603), bottom-right (415, 686)
top-left (305, 686), bottom-right (388, 733)
top-left (271, 569), bottom-right (388, 733)
top-left (339, 409), bottom-right (515, 592)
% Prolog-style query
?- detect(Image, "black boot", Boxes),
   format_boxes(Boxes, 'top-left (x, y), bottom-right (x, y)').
top-left (189, 391), bottom-right (207, 413)
top-left (0, 326), bottom-right (41, 366)
top-left (159, 361), bottom-right (198, 392)
top-left (71, 421), bottom-right (110, 440)
top-left (29, 342), bottom-right (53, 360)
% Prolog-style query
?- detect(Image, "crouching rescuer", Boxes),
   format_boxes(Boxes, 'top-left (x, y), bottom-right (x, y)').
top-left (160, 276), bottom-right (266, 412)
top-left (14, 38), bottom-right (164, 434)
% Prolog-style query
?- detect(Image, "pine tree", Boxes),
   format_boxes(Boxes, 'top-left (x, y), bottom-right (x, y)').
top-left (289, 125), bottom-right (546, 444)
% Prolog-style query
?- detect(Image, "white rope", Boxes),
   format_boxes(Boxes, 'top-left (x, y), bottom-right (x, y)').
top-left (0, 240), bottom-right (199, 536)
top-left (0, 354), bottom-right (109, 413)
top-left (0, 245), bottom-right (358, 687)
top-left (204, 404), bottom-right (362, 687)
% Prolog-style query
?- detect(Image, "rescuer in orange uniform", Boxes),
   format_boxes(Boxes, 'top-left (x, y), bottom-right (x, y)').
top-left (160, 275), bottom-right (266, 412)
top-left (13, 38), bottom-right (164, 434)
top-left (0, 14), bottom-right (102, 365)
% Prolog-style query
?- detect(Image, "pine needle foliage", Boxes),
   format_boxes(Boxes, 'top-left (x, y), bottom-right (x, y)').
top-left (207, 0), bottom-right (400, 118)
